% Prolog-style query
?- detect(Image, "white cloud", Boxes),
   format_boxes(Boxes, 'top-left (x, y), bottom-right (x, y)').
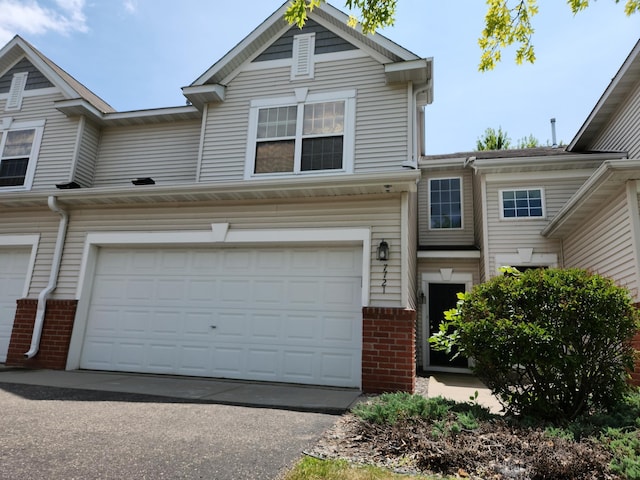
top-left (0, 0), bottom-right (88, 46)
top-left (123, 0), bottom-right (137, 14)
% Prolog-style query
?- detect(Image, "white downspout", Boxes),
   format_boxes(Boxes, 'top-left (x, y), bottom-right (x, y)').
top-left (24, 196), bottom-right (69, 358)
top-left (406, 84), bottom-right (430, 168)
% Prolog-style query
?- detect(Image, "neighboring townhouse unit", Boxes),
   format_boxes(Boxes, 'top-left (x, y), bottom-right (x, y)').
top-left (0, 2), bottom-right (432, 393)
top-left (418, 39), bottom-right (640, 377)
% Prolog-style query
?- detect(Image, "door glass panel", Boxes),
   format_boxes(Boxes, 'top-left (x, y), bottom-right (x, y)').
top-left (428, 283), bottom-right (468, 368)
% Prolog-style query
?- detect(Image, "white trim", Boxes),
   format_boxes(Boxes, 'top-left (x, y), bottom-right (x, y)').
top-left (0, 234), bottom-right (39, 297)
top-left (195, 103), bottom-right (208, 182)
top-left (427, 176), bottom-right (464, 230)
top-left (0, 87), bottom-right (59, 102)
top-left (418, 250), bottom-right (481, 259)
top-left (241, 49), bottom-right (369, 73)
top-left (494, 251), bottom-right (558, 274)
top-left (421, 272), bottom-right (473, 372)
top-left (481, 174), bottom-right (490, 280)
top-left (401, 192), bottom-right (409, 307)
top-left (68, 115), bottom-right (85, 183)
top-left (0, 118), bottom-right (45, 191)
top-left (499, 187), bottom-right (546, 220)
top-left (626, 180), bottom-right (640, 302)
top-left (68, 226), bottom-right (371, 370)
top-left (291, 32), bottom-right (315, 80)
top-left (485, 169), bottom-right (596, 183)
top-left (245, 90), bottom-right (357, 179)
top-left (5, 72), bottom-right (28, 111)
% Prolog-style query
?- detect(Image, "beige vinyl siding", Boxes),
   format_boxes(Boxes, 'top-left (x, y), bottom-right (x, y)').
top-left (4, 92), bottom-right (79, 189)
top-left (58, 195), bottom-right (403, 306)
top-left (73, 119), bottom-right (100, 187)
top-left (415, 258), bottom-right (481, 368)
top-left (199, 56), bottom-right (408, 182)
top-left (418, 169), bottom-right (474, 247)
top-left (563, 187), bottom-right (638, 294)
top-left (485, 176), bottom-right (588, 275)
top-left (94, 121), bottom-right (200, 187)
top-left (0, 208), bottom-right (60, 298)
top-left (590, 80), bottom-right (640, 158)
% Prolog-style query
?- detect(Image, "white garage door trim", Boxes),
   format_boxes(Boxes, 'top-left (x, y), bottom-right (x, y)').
top-left (0, 235), bottom-right (39, 362)
top-left (67, 227), bottom-right (371, 376)
top-left (0, 235), bottom-right (39, 298)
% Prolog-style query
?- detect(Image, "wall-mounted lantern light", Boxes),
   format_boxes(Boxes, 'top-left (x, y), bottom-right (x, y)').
top-left (376, 239), bottom-right (389, 261)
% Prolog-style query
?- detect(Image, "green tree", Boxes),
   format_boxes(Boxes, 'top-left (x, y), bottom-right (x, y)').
top-left (516, 134), bottom-right (540, 148)
top-left (285, 0), bottom-right (639, 71)
top-left (476, 126), bottom-right (511, 150)
top-left (429, 267), bottom-right (640, 420)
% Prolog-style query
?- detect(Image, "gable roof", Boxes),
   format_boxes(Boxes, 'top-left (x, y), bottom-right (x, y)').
top-left (568, 39), bottom-right (640, 152)
top-left (0, 35), bottom-right (115, 114)
top-left (189, 1), bottom-right (424, 88)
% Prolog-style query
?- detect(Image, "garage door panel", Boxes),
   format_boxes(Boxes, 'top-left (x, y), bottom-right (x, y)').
top-left (147, 344), bottom-right (178, 370)
top-left (216, 312), bottom-right (247, 337)
top-left (251, 313), bottom-right (281, 339)
top-left (81, 246), bottom-right (362, 387)
top-left (323, 315), bottom-right (358, 343)
top-left (321, 352), bottom-right (358, 382)
top-left (213, 346), bottom-right (244, 375)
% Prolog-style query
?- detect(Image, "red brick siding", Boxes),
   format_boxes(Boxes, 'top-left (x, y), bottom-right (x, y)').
top-left (362, 307), bottom-right (416, 393)
top-left (6, 299), bottom-right (77, 369)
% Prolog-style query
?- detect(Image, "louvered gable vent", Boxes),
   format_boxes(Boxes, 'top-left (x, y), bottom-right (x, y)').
top-left (5, 72), bottom-right (28, 111)
top-left (291, 33), bottom-right (315, 80)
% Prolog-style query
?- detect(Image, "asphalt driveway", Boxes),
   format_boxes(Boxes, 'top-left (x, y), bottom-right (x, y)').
top-left (0, 382), bottom-right (338, 479)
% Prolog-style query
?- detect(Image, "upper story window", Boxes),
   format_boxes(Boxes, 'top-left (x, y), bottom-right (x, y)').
top-left (246, 89), bottom-right (355, 178)
top-left (500, 188), bottom-right (545, 219)
top-left (429, 177), bottom-right (462, 229)
top-left (0, 119), bottom-right (44, 190)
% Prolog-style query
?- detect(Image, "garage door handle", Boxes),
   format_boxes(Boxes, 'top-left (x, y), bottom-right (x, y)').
top-left (210, 325), bottom-right (217, 329)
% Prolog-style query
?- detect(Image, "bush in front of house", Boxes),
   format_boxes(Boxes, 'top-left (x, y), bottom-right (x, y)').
top-left (429, 267), bottom-right (640, 421)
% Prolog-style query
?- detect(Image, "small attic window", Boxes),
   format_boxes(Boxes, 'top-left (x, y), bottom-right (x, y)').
top-left (5, 72), bottom-right (28, 111)
top-left (291, 33), bottom-right (315, 80)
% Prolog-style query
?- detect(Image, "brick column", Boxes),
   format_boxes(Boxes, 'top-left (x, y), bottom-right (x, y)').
top-left (6, 299), bottom-right (78, 369)
top-left (362, 306), bottom-right (416, 393)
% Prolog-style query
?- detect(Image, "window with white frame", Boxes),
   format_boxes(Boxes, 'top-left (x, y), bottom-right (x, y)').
top-left (0, 120), bottom-right (44, 189)
top-left (429, 177), bottom-right (462, 229)
top-left (500, 188), bottom-right (545, 219)
top-left (246, 90), bottom-right (355, 177)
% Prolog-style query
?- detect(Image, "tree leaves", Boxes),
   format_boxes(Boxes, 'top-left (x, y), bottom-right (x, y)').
top-left (284, 0), bottom-right (638, 71)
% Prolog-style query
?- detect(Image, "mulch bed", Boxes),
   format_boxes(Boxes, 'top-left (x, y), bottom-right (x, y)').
top-left (307, 411), bottom-right (620, 479)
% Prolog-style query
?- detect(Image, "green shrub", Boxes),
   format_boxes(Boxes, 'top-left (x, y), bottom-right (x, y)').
top-left (353, 392), bottom-right (445, 425)
top-left (430, 267), bottom-right (640, 421)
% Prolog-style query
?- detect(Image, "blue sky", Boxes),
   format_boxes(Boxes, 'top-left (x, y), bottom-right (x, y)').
top-left (1, 0), bottom-right (639, 154)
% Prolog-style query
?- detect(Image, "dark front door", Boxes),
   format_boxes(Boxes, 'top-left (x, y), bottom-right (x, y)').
top-left (428, 283), bottom-right (468, 368)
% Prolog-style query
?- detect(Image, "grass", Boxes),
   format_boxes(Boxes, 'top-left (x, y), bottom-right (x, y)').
top-left (282, 456), bottom-right (447, 480)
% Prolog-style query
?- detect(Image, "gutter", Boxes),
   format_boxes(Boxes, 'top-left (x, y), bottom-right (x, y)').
top-left (24, 196), bottom-right (69, 358)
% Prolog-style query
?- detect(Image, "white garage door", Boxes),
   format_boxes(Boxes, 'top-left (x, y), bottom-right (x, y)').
top-left (80, 246), bottom-right (363, 387)
top-left (0, 248), bottom-right (30, 362)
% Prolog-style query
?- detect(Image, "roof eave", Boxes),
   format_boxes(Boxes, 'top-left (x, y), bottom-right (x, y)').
top-left (542, 158), bottom-right (640, 238)
top-left (568, 39), bottom-right (640, 152)
top-left (0, 171), bottom-right (421, 208)
top-left (55, 99), bottom-right (202, 126)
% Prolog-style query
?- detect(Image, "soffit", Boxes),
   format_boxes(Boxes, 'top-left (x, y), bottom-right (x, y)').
top-left (0, 171), bottom-right (420, 208)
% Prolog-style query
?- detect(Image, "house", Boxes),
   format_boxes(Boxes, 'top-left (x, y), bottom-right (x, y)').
top-left (0, 2), bottom-right (432, 393)
top-left (2, 1), bottom-right (640, 394)
top-left (417, 39), bottom-right (640, 379)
